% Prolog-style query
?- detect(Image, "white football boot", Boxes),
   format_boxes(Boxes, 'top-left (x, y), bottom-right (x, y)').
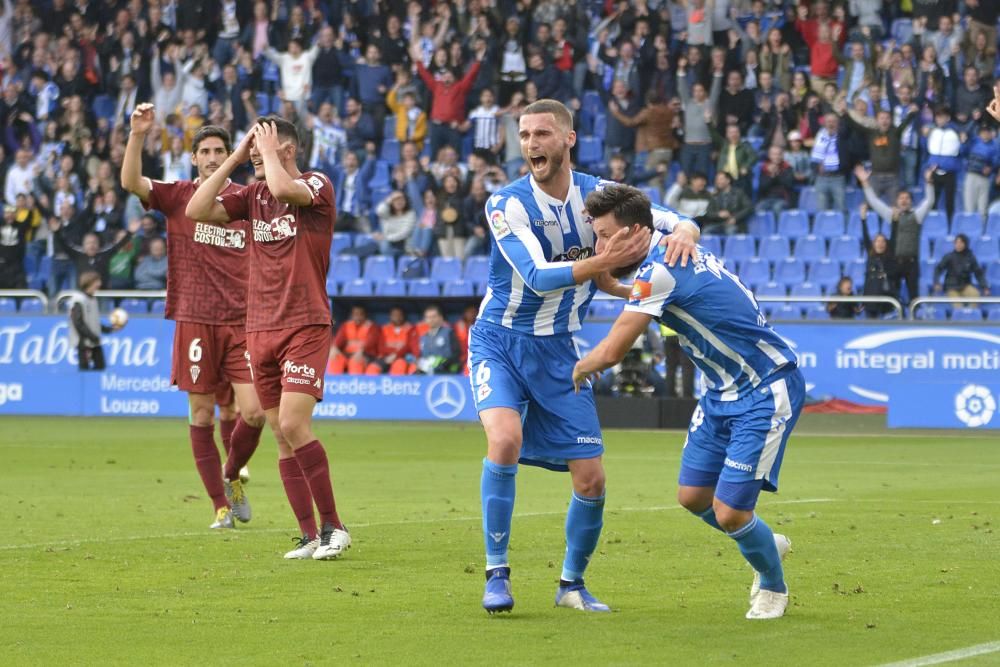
top-left (750, 533), bottom-right (791, 603)
top-left (312, 524), bottom-right (351, 560)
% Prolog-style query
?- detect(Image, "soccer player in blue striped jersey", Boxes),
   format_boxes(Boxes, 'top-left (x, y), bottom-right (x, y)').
top-left (470, 100), bottom-right (700, 614)
top-left (573, 184), bottom-right (805, 620)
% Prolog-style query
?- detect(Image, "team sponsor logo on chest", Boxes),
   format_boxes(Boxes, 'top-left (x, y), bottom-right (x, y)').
top-left (253, 214), bottom-right (298, 242)
top-left (532, 218), bottom-right (560, 227)
top-left (193, 222), bottom-right (246, 249)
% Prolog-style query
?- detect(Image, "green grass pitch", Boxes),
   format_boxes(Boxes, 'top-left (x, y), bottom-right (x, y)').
top-left (0, 416), bottom-right (997, 666)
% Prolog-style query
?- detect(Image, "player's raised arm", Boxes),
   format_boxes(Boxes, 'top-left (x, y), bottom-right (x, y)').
top-left (256, 121), bottom-right (314, 206)
top-left (121, 103), bottom-right (155, 202)
top-left (186, 129), bottom-right (254, 222)
top-left (487, 195), bottom-right (650, 294)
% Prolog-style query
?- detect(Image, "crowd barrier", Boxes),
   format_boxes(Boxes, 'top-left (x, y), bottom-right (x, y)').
top-left (0, 315), bottom-right (996, 429)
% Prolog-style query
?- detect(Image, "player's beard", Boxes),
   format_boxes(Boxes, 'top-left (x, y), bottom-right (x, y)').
top-left (611, 259), bottom-right (643, 280)
top-left (530, 148), bottom-right (566, 183)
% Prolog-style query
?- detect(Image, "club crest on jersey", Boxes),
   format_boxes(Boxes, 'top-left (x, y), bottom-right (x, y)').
top-left (190, 365), bottom-right (201, 383)
top-left (253, 214), bottom-right (297, 242)
top-left (553, 246), bottom-right (594, 262)
top-left (489, 210), bottom-right (511, 239)
top-left (305, 175), bottom-right (324, 194)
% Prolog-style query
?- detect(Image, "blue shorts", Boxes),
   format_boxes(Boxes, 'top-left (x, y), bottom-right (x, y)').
top-left (679, 368), bottom-right (805, 510)
top-left (468, 320), bottom-right (603, 471)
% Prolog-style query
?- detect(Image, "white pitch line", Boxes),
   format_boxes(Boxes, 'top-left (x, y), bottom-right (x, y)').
top-left (877, 640), bottom-right (1000, 667)
top-left (0, 497), bottom-right (835, 552)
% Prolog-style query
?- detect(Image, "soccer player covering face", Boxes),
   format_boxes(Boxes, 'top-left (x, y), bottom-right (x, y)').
top-left (573, 184), bottom-right (806, 620)
top-left (121, 103), bottom-right (267, 531)
top-left (186, 117), bottom-right (350, 561)
top-left (472, 99), bottom-right (700, 614)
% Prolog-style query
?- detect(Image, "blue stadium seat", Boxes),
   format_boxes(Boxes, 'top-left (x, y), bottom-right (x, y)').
top-left (777, 210), bottom-right (810, 239)
top-left (790, 281), bottom-right (822, 309)
top-left (738, 257), bottom-right (771, 289)
top-left (748, 211), bottom-right (775, 237)
top-left (915, 304), bottom-right (947, 321)
top-left (0, 297), bottom-right (15, 313)
top-left (119, 298), bottom-right (149, 314)
top-left (331, 232), bottom-right (354, 256)
top-left (722, 234), bottom-right (755, 263)
top-left (846, 210), bottom-right (880, 238)
top-left (640, 186), bottom-right (662, 206)
top-left (989, 309), bottom-right (1000, 322)
top-left (577, 136), bottom-right (603, 166)
top-left (255, 92), bottom-right (272, 115)
top-left (805, 305), bottom-right (830, 320)
top-left (794, 235), bottom-right (826, 263)
top-left (368, 160), bottom-right (392, 190)
top-left (845, 258), bottom-right (866, 286)
top-left (922, 210), bottom-right (949, 239)
top-left (325, 276), bottom-right (338, 295)
top-left (354, 233), bottom-right (376, 248)
top-left (363, 255), bottom-right (396, 281)
top-left (18, 297), bottom-right (45, 313)
top-left (919, 258), bottom-right (937, 294)
top-left (951, 307), bottom-right (983, 322)
top-left (891, 18), bottom-right (912, 43)
top-left (340, 278), bottom-right (373, 296)
top-left (974, 236), bottom-right (998, 263)
top-left (407, 278), bottom-right (440, 297)
top-left (844, 187), bottom-right (862, 211)
top-left (829, 235), bottom-right (862, 263)
top-left (592, 113), bottom-right (607, 139)
top-left (797, 187), bottom-right (819, 215)
top-left (774, 257), bottom-right (806, 287)
top-left (756, 281), bottom-right (787, 298)
top-left (442, 279), bottom-right (475, 297)
top-left (92, 94), bottom-right (116, 120)
top-left (397, 256), bottom-right (427, 278)
top-left (920, 235), bottom-right (935, 262)
top-left (952, 212), bottom-right (984, 238)
top-left (813, 211), bottom-right (845, 239)
top-left (758, 235), bottom-right (791, 262)
top-left (771, 303), bottom-right (802, 320)
top-left (331, 255), bottom-right (361, 282)
top-left (431, 256), bottom-right (463, 281)
top-left (150, 300), bottom-right (166, 314)
top-left (374, 278), bottom-right (407, 296)
top-left (23, 252), bottom-right (37, 277)
top-left (581, 90), bottom-right (602, 118)
top-left (807, 258), bottom-right (841, 290)
top-left (698, 235), bottom-right (722, 258)
top-left (589, 299), bottom-right (624, 319)
top-left (380, 139), bottom-right (401, 165)
top-left (986, 213), bottom-right (1000, 238)
top-left (464, 255), bottom-right (490, 283)
top-left (383, 115), bottom-right (396, 138)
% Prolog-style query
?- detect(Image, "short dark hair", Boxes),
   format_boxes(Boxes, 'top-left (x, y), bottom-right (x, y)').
top-left (522, 99), bottom-right (574, 131)
top-left (424, 304), bottom-right (444, 317)
top-left (191, 125), bottom-right (232, 153)
top-left (584, 184), bottom-right (653, 232)
top-left (255, 115), bottom-right (299, 145)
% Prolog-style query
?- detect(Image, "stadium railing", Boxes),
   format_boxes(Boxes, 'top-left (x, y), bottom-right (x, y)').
top-left (52, 289), bottom-right (167, 314)
top-left (0, 289), bottom-right (49, 312)
top-left (755, 295), bottom-right (904, 319)
top-left (908, 296), bottom-right (1000, 320)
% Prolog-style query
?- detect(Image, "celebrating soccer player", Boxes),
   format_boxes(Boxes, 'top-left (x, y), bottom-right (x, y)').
top-left (186, 117), bottom-right (350, 561)
top-left (573, 184), bottom-right (806, 620)
top-left (121, 104), bottom-right (266, 530)
top-left (470, 99), bottom-right (700, 614)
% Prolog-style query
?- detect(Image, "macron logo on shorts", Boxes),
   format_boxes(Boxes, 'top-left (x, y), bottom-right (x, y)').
top-left (576, 436), bottom-right (603, 445)
top-left (724, 457), bottom-right (754, 472)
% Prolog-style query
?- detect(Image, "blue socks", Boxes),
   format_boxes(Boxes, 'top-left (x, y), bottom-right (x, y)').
top-left (727, 514), bottom-right (786, 593)
top-left (481, 458), bottom-right (517, 568)
top-left (561, 491), bottom-right (605, 582)
top-left (693, 506), bottom-right (723, 532)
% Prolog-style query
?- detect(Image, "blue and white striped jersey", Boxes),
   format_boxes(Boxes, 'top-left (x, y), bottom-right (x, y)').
top-left (479, 172), bottom-right (694, 335)
top-left (626, 232), bottom-right (798, 401)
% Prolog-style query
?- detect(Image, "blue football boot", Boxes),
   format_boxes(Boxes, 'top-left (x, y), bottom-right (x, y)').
top-left (482, 567), bottom-right (514, 614)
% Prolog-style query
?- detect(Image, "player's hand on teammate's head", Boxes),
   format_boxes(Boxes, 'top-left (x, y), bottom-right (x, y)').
top-left (129, 103), bottom-right (155, 134)
top-left (661, 223), bottom-right (698, 268)
top-left (602, 223), bottom-right (652, 269)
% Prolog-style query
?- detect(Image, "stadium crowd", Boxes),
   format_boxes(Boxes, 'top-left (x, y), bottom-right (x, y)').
top-left (0, 0), bottom-right (999, 334)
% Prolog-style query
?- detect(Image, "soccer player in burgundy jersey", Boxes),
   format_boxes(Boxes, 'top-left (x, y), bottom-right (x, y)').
top-left (121, 103), bottom-right (277, 531)
top-left (186, 116), bottom-right (350, 560)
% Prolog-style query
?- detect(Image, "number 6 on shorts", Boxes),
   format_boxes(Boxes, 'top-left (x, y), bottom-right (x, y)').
top-left (189, 338), bottom-right (203, 363)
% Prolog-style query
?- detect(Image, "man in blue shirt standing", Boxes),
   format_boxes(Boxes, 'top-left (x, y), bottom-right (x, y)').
top-left (573, 184), bottom-right (806, 620)
top-left (471, 99), bottom-right (700, 614)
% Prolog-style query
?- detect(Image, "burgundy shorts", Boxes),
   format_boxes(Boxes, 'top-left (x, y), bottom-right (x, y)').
top-left (171, 322), bottom-right (252, 393)
top-left (214, 382), bottom-right (235, 407)
top-left (246, 324), bottom-right (331, 410)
